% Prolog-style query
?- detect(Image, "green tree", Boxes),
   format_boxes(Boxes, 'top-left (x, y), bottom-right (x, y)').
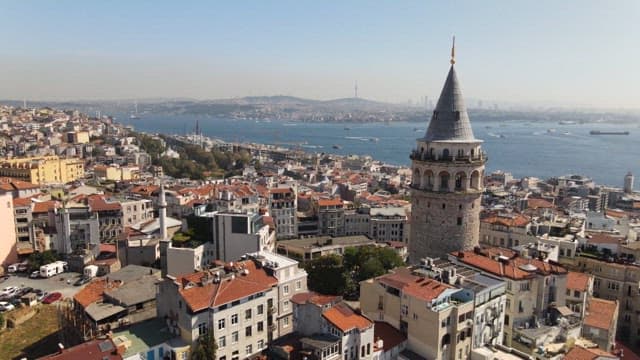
top-left (304, 254), bottom-right (349, 295)
top-left (190, 330), bottom-right (217, 360)
top-left (27, 250), bottom-right (58, 271)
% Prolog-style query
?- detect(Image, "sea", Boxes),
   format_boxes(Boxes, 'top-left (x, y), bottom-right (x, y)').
top-left (117, 114), bottom-right (640, 188)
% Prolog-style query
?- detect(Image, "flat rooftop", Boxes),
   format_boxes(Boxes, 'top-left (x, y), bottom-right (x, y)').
top-left (277, 235), bottom-right (374, 250)
top-left (112, 318), bottom-right (177, 358)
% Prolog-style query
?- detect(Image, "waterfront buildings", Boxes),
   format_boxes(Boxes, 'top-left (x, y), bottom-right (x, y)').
top-left (409, 52), bottom-right (486, 261)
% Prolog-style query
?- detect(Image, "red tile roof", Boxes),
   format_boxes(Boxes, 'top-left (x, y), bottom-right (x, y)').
top-left (584, 298), bottom-right (618, 330)
top-left (527, 198), bottom-right (555, 209)
top-left (482, 213), bottom-right (530, 227)
top-left (37, 338), bottom-right (123, 360)
top-left (587, 233), bottom-right (624, 245)
top-left (566, 271), bottom-right (592, 292)
top-left (291, 291), bottom-right (340, 306)
top-left (452, 247), bottom-right (567, 280)
top-left (317, 198), bottom-right (343, 207)
top-left (0, 178), bottom-right (40, 191)
top-left (13, 197), bottom-right (32, 207)
top-left (270, 188), bottom-right (293, 194)
top-left (564, 346), bottom-right (617, 360)
top-left (374, 321), bottom-right (406, 352)
top-left (33, 200), bottom-right (60, 214)
top-left (176, 260), bottom-right (278, 312)
top-left (322, 303), bottom-right (372, 332)
top-left (377, 268), bottom-right (452, 301)
top-left (74, 279), bottom-right (123, 308)
top-left (130, 185), bottom-right (159, 197)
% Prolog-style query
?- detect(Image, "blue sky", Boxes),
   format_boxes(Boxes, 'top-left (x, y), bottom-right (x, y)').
top-left (1, 0), bottom-right (638, 108)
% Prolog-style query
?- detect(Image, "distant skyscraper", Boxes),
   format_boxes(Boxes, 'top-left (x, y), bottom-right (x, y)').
top-left (624, 172), bottom-right (634, 193)
top-left (408, 39), bottom-right (486, 262)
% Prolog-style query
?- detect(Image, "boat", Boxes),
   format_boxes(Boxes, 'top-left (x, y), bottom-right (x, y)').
top-left (344, 127), bottom-right (351, 131)
top-left (590, 130), bottom-right (629, 135)
top-left (547, 128), bottom-right (556, 133)
top-left (558, 120), bottom-right (576, 125)
top-left (369, 138), bottom-right (379, 142)
top-left (332, 145), bottom-right (342, 149)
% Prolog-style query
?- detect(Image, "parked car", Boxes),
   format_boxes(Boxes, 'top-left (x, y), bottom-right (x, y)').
top-left (42, 292), bottom-right (62, 304)
top-left (73, 276), bottom-right (91, 286)
top-left (18, 287), bottom-right (33, 297)
top-left (0, 301), bottom-right (15, 312)
top-left (0, 286), bottom-right (19, 297)
top-left (34, 289), bottom-right (48, 302)
top-left (30, 271), bottom-right (40, 279)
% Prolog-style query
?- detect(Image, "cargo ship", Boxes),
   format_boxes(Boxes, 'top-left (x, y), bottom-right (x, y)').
top-left (590, 130), bottom-right (630, 135)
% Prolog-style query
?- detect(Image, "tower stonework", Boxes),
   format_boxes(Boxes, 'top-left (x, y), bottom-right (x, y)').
top-left (408, 58), bottom-right (486, 262)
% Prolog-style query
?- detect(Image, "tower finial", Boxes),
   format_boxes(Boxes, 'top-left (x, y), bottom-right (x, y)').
top-left (450, 36), bottom-right (456, 65)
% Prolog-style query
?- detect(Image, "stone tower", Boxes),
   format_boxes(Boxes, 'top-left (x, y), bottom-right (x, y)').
top-left (408, 43), bottom-right (486, 262)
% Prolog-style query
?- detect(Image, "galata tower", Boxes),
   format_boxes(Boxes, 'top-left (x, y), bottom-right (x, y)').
top-left (409, 40), bottom-right (486, 262)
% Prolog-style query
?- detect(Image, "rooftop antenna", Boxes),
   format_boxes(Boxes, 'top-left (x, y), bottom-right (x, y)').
top-left (354, 81), bottom-right (358, 98)
top-left (450, 35), bottom-right (456, 65)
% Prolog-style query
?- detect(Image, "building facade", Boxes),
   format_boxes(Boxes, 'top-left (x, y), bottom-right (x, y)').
top-left (0, 155), bottom-right (84, 184)
top-left (409, 54), bottom-right (486, 261)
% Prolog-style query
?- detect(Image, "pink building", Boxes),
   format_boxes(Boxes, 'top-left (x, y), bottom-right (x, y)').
top-left (0, 192), bottom-right (18, 270)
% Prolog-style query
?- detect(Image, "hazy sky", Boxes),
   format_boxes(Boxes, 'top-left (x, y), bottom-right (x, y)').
top-left (1, 1), bottom-right (639, 108)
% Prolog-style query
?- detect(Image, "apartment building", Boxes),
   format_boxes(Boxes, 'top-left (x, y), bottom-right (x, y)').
top-left (269, 187), bottom-right (298, 240)
top-left (0, 155), bottom-right (84, 184)
top-left (0, 192), bottom-right (18, 268)
top-left (566, 256), bottom-right (639, 344)
top-left (582, 297), bottom-right (619, 352)
top-left (317, 198), bottom-right (345, 237)
top-left (246, 251), bottom-right (308, 338)
top-left (120, 198), bottom-right (154, 227)
top-left (565, 271), bottom-right (594, 317)
top-left (360, 267), bottom-right (475, 360)
top-left (292, 295), bottom-right (376, 360)
top-left (156, 260), bottom-right (279, 360)
top-left (448, 247), bottom-right (568, 348)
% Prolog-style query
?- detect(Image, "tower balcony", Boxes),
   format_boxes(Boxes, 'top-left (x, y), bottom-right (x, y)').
top-left (410, 150), bottom-right (487, 165)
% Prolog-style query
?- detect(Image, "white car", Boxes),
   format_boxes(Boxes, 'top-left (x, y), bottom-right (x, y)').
top-left (0, 301), bottom-right (15, 312)
top-left (29, 271), bottom-right (40, 279)
top-left (1, 286), bottom-right (18, 296)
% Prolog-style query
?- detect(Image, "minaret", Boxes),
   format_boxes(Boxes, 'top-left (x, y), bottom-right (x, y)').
top-left (159, 184), bottom-right (168, 240)
top-left (408, 38), bottom-right (486, 262)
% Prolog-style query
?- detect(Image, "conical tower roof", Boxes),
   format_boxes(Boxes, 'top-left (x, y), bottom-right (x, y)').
top-left (423, 64), bottom-right (477, 142)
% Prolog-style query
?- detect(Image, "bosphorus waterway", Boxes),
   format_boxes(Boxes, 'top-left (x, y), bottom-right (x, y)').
top-left (118, 114), bottom-right (640, 188)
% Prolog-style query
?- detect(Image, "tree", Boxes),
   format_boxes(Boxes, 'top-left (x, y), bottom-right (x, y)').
top-left (190, 330), bottom-right (217, 360)
top-left (304, 254), bottom-right (349, 295)
top-left (27, 250), bottom-right (58, 271)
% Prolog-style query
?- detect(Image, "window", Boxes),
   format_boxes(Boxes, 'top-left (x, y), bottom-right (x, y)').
top-left (457, 217), bottom-right (462, 226)
top-left (245, 309), bottom-right (252, 320)
top-left (246, 326), bottom-right (252, 337)
top-left (218, 336), bottom-right (226, 348)
top-left (257, 304), bottom-right (264, 315)
top-left (283, 285), bottom-right (289, 295)
top-left (257, 321), bottom-right (264, 332)
top-left (197, 323), bottom-right (208, 335)
top-left (283, 300), bottom-right (290, 310)
top-left (232, 331), bottom-right (239, 343)
top-left (231, 314), bottom-right (238, 325)
top-left (246, 344), bottom-right (253, 355)
top-left (218, 318), bottom-right (225, 330)
top-left (296, 280), bottom-right (301, 290)
top-left (283, 316), bottom-right (290, 327)
top-left (257, 339), bottom-right (265, 349)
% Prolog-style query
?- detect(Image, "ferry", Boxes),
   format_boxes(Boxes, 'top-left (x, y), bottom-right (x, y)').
top-left (590, 130), bottom-right (629, 135)
top-left (332, 145), bottom-right (342, 149)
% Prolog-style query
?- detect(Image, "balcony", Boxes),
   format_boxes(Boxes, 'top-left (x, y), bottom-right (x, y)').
top-left (410, 150), bottom-right (487, 164)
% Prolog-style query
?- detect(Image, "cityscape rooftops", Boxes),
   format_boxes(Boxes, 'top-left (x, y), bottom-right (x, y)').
top-left (376, 267), bottom-right (454, 302)
top-left (566, 271), bottom-right (592, 292)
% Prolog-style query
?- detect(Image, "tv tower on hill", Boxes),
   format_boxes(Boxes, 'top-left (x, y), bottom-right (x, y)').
top-left (354, 81), bottom-right (358, 98)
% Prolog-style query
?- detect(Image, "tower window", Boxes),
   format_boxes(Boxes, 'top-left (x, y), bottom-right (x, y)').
top-left (457, 217), bottom-right (463, 226)
top-left (459, 204), bottom-right (462, 210)
top-left (442, 203), bottom-right (446, 209)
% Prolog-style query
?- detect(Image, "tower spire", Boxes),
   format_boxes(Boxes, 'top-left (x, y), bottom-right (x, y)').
top-left (450, 36), bottom-right (456, 65)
